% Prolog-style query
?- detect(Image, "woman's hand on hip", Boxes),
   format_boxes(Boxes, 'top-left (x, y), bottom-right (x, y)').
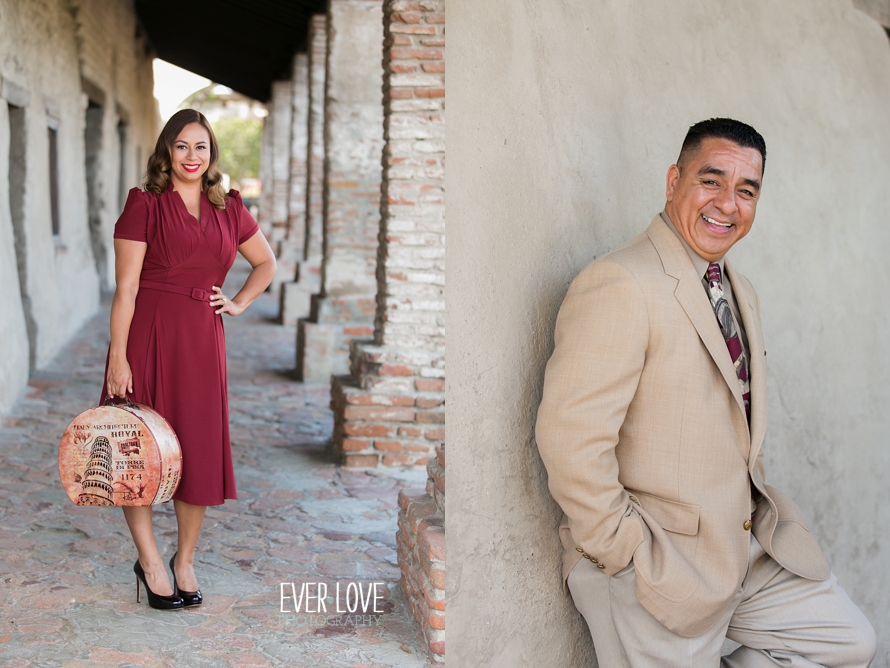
top-left (106, 354), bottom-right (133, 398)
top-left (210, 286), bottom-right (244, 317)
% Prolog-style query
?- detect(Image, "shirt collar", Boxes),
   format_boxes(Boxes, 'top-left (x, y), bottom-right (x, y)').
top-left (660, 210), bottom-right (725, 280)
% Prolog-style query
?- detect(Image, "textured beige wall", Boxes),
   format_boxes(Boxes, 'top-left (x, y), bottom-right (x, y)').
top-left (0, 0), bottom-right (156, 415)
top-left (70, 0), bottom-right (160, 287)
top-left (0, 0), bottom-right (99, 373)
top-left (449, 1), bottom-right (890, 665)
top-left (0, 102), bottom-right (30, 416)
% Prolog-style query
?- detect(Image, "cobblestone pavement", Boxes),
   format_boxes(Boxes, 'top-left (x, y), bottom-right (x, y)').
top-left (0, 262), bottom-right (429, 667)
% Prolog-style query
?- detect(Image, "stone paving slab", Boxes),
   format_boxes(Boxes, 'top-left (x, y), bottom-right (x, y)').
top-left (0, 262), bottom-right (429, 667)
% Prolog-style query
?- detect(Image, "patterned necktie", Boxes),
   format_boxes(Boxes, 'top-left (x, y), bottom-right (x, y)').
top-left (706, 263), bottom-right (751, 421)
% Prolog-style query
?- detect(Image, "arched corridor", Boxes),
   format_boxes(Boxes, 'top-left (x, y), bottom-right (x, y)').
top-left (0, 261), bottom-right (429, 665)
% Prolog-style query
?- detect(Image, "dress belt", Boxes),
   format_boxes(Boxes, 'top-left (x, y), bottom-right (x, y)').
top-left (139, 280), bottom-right (209, 301)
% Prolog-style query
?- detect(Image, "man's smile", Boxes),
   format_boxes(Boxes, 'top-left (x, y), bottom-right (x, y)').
top-left (701, 214), bottom-right (732, 231)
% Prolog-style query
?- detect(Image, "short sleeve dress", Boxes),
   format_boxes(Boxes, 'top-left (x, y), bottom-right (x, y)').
top-left (101, 184), bottom-right (259, 506)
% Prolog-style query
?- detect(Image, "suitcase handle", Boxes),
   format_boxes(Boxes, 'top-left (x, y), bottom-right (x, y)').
top-left (103, 393), bottom-right (136, 408)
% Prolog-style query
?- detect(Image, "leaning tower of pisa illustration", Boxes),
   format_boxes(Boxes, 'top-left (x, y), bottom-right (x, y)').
top-left (77, 436), bottom-right (115, 506)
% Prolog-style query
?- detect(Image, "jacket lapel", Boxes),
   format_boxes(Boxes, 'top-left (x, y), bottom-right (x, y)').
top-left (646, 216), bottom-right (750, 441)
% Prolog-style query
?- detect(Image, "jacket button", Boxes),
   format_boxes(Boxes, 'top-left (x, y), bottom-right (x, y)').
top-left (743, 519), bottom-right (753, 531)
top-left (576, 547), bottom-right (600, 564)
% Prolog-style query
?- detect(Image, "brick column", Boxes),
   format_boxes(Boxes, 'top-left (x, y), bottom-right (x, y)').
top-left (397, 443), bottom-right (445, 663)
top-left (257, 107), bottom-right (275, 239)
top-left (269, 80), bottom-right (293, 245)
top-left (280, 15), bottom-right (327, 325)
top-left (278, 54), bottom-right (314, 323)
top-left (258, 79), bottom-right (294, 246)
top-left (287, 54), bottom-right (310, 252)
top-left (330, 0), bottom-right (445, 467)
top-left (296, 0), bottom-right (384, 382)
top-left (304, 14), bottom-right (327, 275)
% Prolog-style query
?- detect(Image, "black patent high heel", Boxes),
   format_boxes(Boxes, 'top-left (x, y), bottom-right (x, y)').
top-left (134, 560), bottom-right (183, 610)
top-left (170, 552), bottom-right (203, 607)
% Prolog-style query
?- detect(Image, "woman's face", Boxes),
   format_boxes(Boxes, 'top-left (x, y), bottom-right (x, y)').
top-left (169, 122), bottom-right (212, 187)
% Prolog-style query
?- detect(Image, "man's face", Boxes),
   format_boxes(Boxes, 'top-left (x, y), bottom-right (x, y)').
top-left (664, 137), bottom-right (763, 262)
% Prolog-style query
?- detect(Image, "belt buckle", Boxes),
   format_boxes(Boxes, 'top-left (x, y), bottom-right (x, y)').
top-left (190, 287), bottom-right (205, 301)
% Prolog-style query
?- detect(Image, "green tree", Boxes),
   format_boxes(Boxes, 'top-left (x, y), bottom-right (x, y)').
top-left (211, 116), bottom-right (262, 184)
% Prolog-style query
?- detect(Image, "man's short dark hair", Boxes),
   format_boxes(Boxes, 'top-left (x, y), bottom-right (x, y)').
top-left (677, 118), bottom-right (767, 175)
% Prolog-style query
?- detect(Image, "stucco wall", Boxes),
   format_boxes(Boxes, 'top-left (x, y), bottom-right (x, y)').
top-left (0, 0), bottom-right (156, 416)
top-left (0, 102), bottom-right (30, 416)
top-left (449, 1), bottom-right (890, 665)
top-left (70, 0), bottom-right (159, 288)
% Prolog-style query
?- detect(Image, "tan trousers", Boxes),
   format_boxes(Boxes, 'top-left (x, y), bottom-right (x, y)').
top-left (567, 534), bottom-right (876, 667)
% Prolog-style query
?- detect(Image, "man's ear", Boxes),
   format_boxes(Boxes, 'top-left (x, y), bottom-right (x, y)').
top-left (665, 164), bottom-right (680, 202)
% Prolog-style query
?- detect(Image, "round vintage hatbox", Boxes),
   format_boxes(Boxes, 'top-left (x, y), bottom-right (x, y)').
top-left (58, 400), bottom-right (182, 506)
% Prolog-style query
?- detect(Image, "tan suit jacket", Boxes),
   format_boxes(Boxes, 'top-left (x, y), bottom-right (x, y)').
top-left (535, 215), bottom-right (829, 638)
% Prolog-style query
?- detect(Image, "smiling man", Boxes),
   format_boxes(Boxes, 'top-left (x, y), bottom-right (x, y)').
top-left (535, 119), bottom-right (875, 666)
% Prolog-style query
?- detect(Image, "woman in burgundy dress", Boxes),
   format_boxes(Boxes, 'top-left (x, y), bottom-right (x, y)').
top-left (103, 109), bottom-right (276, 609)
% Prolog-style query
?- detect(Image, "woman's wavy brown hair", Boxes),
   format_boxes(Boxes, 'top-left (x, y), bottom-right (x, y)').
top-left (143, 109), bottom-right (227, 209)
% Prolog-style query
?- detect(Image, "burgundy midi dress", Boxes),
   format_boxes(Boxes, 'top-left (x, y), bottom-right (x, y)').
top-left (101, 184), bottom-right (259, 506)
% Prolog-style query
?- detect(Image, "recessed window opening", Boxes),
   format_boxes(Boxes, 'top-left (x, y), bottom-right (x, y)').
top-left (84, 99), bottom-right (106, 286)
top-left (8, 103), bottom-right (37, 369)
top-left (47, 125), bottom-right (60, 238)
top-left (117, 120), bottom-right (128, 213)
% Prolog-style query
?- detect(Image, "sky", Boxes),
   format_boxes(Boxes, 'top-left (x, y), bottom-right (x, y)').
top-left (152, 59), bottom-right (210, 122)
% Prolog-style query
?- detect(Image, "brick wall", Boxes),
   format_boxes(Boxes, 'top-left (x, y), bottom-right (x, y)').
top-left (330, 0), bottom-right (445, 466)
top-left (396, 443), bottom-right (445, 664)
top-left (330, 344), bottom-right (444, 466)
top-left (296, 0), bottom-right (383, 381)
top-left (374, 0), bottom-right (445, 355)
